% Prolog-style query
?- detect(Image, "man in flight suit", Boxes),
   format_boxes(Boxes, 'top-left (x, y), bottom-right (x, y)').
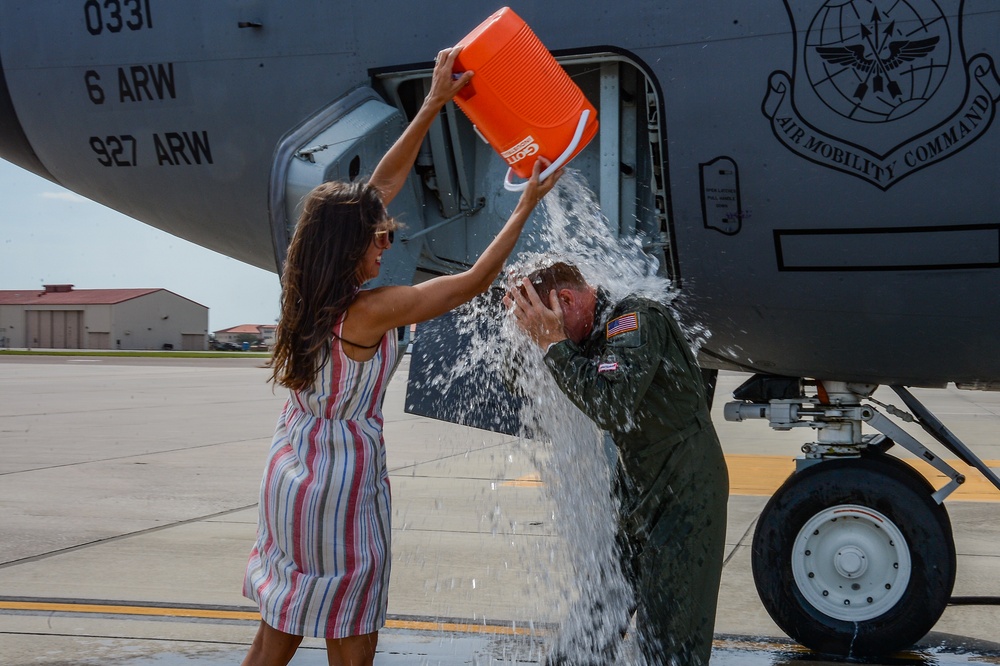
top-left (505, 262), bottom-right (728, 665)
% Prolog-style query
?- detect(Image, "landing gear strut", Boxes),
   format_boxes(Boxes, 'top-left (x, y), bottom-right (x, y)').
top-left (726, 376), bottom-right (1000, 656)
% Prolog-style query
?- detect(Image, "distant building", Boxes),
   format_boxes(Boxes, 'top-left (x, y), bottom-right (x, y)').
top-left (0, 284), bottom-right (208, 350)
top-left (213, 324), bottom-right (276, 347)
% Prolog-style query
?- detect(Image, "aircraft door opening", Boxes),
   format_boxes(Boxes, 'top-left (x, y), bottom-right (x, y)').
top-left (367, 54), bottom-right (677, 433)
top-left (269, 87), bottom-right (424, 288)
top-left (372, 54), bottom-right (675, 285)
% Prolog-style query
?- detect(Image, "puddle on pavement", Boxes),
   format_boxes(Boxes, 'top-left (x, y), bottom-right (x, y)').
top-left (708, 636), bottom-right (1000, 666)
top-left (49, 633), bottom-right (999, 666)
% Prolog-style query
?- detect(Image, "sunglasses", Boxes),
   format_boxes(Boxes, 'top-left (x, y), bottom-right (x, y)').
top-left (373, 229), bottom-right (395, 248)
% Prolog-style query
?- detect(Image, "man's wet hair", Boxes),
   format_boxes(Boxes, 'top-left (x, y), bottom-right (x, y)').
top-left (524, 261), bottom-right (587, 300)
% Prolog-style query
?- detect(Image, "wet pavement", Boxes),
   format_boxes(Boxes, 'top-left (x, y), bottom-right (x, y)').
top-left (1, 353), bottom-right (999, 664)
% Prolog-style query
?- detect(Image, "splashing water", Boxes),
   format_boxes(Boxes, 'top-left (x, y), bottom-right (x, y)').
top-left (423, 170), bottom-right (709, 665)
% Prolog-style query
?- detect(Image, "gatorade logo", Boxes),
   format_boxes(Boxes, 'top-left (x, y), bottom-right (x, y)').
top-left (501, 135), bottom-right (539, 165)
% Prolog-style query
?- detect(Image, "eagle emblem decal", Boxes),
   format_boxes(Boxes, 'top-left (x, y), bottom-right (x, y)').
top-left (763, 0), bottom-right (999, 190)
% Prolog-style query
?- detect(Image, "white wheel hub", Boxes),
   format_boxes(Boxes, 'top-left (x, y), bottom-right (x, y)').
top-left (791, 504), bottom-right (912, 621)
top-left (834, 545), bottom-right (868, 578)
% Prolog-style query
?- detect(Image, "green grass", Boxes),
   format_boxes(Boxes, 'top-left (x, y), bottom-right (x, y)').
top-left (0, 349), bottom-right (271, 359)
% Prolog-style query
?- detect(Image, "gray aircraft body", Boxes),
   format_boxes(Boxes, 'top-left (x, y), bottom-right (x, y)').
top-left (2, 0), bottom-right (998, 657)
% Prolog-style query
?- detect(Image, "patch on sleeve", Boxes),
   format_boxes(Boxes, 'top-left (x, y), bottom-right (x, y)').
top-left (597, 352), bottom-right (620, 374)
top-left (606, 312), bottom-right (639, 339)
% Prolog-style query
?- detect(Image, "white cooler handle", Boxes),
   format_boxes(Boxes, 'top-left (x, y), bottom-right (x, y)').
top-left (503, 109), bottom-right (591, 192)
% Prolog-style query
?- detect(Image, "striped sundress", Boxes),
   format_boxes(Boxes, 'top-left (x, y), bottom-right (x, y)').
top-left (243, 317), bottom-right (399, 638)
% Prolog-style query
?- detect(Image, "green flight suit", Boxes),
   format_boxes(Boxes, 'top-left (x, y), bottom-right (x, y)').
top-left (543, 292), bottom-right (729, 665)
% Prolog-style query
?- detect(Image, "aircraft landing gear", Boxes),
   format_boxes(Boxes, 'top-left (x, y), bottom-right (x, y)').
top-left (725, 376), bottom-right (1000, 656)
top-left (751, 453), bottom-right (955, 656)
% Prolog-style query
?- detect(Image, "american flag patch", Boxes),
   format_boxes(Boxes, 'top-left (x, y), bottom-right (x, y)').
top-left (606, 312), bottom-right (639, 338)
top-left (598, 361), bottom-right (619, 373)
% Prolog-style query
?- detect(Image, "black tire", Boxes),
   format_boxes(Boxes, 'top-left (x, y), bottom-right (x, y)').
top-left (751, 453), bottom-right (956, 656)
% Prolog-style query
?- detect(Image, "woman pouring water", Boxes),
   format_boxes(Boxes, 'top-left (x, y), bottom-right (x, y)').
top-left (240, 46), bottom-right (562, 666)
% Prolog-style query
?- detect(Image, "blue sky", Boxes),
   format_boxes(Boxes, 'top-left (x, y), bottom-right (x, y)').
top-left (0, 160), bottom-right (281, 332)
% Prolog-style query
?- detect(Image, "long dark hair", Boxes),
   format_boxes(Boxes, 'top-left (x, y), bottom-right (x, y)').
top-left (268, 180), bottom-right (387, 390)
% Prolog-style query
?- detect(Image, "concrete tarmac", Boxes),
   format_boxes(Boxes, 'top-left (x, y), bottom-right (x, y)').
top-left (1, 352), bottom-right (999, 665)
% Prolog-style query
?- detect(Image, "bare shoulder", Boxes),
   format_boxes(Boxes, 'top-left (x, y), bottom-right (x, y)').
top-left (353, 285), bottom-right (413, 312)
top-left (344, 286), bottom-right (415, 339)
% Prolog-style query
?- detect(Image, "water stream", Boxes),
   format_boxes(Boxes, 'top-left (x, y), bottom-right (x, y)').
top-left (419, 171), bottom-right (710, 664)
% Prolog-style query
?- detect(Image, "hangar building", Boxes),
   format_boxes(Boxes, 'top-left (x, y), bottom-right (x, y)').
top-left (0, 284), bottom-right (208, 351)
top-left (213, 324), bottom-right (276, 347)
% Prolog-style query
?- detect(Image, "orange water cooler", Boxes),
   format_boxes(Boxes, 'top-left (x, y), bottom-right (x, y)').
top-left (452, 7), bottom-right (598, 191)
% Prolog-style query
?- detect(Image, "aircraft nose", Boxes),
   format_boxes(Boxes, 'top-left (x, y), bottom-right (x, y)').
top-left (0, 49), bottom-right (56, 181)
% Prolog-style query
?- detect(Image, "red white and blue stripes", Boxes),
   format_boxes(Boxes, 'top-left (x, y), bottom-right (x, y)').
top-left (244, 319), bottom-right (398, 638)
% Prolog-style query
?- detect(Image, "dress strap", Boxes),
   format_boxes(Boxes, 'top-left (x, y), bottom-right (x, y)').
top-left (334, 309), bottom-right (383, 349)
top-left (332, 332), bottom-right (381, 350)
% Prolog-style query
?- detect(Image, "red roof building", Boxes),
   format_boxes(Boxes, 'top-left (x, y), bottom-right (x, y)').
top-left (214, 323), bottom-right (276, 347)
top-left (0, 285), bottom-right (208, 350)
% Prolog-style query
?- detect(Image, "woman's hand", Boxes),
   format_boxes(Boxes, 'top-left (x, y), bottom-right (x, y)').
top-left (370, 46), bottom-right (472, 204)
top-left (516, 158), bottom-right (564, 213)
top-left (425, 47), bottom-right (474, 109)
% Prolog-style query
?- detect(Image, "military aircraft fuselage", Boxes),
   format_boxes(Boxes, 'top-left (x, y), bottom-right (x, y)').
top-left (2, 1), bottom-right (998, 387)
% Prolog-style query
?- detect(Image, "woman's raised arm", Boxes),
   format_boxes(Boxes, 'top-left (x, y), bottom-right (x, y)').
top-left (368, 47), bottom-right (473, 206)
top-left (349, 160), bottom-right (563, 340)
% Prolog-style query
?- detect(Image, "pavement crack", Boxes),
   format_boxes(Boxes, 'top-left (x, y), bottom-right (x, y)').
top-left (0, 504), bottom-right (257, 570)
top-left (0, 440), bottom-right (268, 477)
top-left (723, 514), bottom-right (759, 568)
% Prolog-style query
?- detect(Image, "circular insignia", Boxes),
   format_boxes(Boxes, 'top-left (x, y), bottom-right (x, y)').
top-left (805, 0), bottom-right (951, 123)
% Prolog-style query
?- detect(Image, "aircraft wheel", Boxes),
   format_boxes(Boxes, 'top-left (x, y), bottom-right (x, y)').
top-left (751, 454), bottom-right (955, 656)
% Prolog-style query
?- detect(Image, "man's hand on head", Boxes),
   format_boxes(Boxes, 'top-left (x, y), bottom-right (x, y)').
top-left (504, 278), bottom-right (568, 350)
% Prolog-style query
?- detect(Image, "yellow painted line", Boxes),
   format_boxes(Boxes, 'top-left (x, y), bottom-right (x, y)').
top-left (725, 454), bottom-right (794, 498)
top-left (503, 475), bottom-right (544, 488)
top-left (0, 600), bottom-right (811, 646)
top-left (504, 455), bottom-right (1000, 502)
top-left (727, 455), bottom-right (1000, 502)
top-left (0, 600), bottom-right (835, 650)
top-left (0, 600), bottom-right (259, 621)
top-left (0, 601), bottom-right (536, 636)
top-left (0, 600), bottom-right (925, 651)
top-left (386, 618), bottom-right (535, 636)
